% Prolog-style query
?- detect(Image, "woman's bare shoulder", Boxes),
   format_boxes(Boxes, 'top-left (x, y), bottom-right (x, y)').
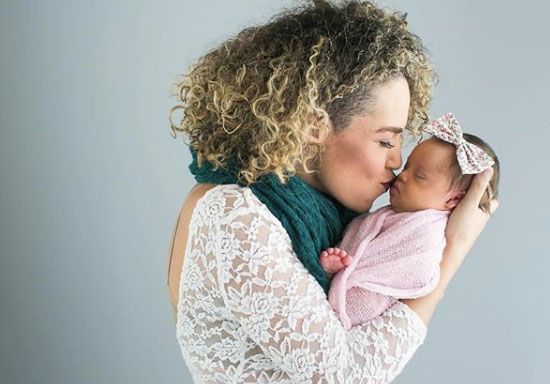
top-left (167, 183), bottom-right (220, 311)
top-left (187, 183), bottom-right (220, 206)
top-left (168, 183), bottom-right (262, 311)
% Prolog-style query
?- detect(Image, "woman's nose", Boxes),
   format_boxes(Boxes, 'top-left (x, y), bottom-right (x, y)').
top-left (386, 147), bottom-right (402, 170)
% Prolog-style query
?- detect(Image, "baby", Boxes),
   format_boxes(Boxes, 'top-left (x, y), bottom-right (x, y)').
top-left (320, 113), bottom-right (500, 329)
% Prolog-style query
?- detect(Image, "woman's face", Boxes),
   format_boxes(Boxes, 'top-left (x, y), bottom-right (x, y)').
top-left (305, 77), bottom-right (410, 212)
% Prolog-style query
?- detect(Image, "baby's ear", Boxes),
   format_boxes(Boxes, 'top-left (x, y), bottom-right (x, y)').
top-left (445, 190), bottom-right (466, 210)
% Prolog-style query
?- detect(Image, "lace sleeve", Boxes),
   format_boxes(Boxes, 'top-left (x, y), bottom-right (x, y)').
top-left (215, 188), bottom-right (427, 383)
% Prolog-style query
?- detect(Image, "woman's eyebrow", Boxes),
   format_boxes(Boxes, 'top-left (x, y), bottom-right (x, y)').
top-left (376, 126), bottom-right (403, 133)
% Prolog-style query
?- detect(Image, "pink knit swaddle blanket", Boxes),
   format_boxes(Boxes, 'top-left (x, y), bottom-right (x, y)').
top-left (328, 205), bottom-right (450, 329)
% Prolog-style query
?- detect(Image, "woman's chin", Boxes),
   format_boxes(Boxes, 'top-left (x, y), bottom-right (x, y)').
top-left (355, 202), bottom-right (373, 214)
top-left (352, 198), bottom-right (374, 214)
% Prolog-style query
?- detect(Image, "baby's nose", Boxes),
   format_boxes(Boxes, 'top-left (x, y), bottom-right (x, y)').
top-left (398, 172), bottom-right (407, 183)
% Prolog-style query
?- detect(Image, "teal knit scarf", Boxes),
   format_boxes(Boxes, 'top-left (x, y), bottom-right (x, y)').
top-left (189, 148), bottom-right (360, 294)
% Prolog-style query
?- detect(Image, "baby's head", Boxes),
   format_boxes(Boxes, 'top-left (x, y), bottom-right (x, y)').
top-left (390, 135), bottom-right (499, 213)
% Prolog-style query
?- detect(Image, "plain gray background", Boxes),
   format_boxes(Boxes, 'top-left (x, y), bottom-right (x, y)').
top-left (1, 0), bottom-right (548, 383)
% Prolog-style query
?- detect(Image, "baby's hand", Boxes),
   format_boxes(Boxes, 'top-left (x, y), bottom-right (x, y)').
top-left (320, 247), bottom-right (352, 277)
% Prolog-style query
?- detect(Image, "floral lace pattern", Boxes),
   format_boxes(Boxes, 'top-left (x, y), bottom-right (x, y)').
top-left (176, 184), bottom-right (427, 383)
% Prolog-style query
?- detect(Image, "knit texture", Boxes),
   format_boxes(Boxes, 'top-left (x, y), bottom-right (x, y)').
top-left (188, 148), bottom-right (359, 293)
top-left (328, 205), bottom-right (449, 329)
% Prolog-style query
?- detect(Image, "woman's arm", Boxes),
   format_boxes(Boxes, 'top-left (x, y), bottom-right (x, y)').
top-left (401, 248), bottom-right (460, 325)
top-left (214, 187), bottom-right (427, 383)
top-left (402, 168), bottom-right (498, 326)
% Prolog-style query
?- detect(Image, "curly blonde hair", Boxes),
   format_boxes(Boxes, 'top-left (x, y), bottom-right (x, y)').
top-left (169, 0), bottom-right (436, 184)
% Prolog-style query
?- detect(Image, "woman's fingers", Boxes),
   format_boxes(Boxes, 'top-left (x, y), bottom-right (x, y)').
top-left (444, 167), bottom-right (499, 253)
top-left (461, 167), bottom-right (494, 209)
top-left (488, 198), bottom-right (500, 215)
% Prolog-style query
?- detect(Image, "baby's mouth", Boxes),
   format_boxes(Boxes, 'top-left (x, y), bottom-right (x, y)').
top-left (391, 181), bottom-right (401, 193)
top-left (382, 177), bottom-right (396, 192)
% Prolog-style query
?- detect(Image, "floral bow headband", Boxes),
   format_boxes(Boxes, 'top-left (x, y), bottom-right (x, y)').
top-left (423, 112), bottom-right (495, 174)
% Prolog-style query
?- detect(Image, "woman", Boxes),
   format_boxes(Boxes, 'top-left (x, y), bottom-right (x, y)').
top-left (167, 1), bottom-right (498, 383)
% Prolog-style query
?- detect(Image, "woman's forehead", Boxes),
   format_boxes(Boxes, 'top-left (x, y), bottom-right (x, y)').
top-left (347, 112), bottom-right (405, 136)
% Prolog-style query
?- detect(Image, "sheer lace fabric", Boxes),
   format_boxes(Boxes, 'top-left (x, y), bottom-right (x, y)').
top-left (176, 184), bottom-right (427, 383)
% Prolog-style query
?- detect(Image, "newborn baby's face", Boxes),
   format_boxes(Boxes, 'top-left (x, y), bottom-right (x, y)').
top-left (390, 138), bottom-right (458, 213)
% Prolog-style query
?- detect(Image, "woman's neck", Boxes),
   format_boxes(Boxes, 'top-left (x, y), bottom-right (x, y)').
top-left (294, 164), bottom-right (327, 194)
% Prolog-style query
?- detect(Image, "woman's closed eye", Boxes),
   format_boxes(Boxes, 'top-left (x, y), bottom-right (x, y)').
top-left (379, 140), bottom-right (395, 149)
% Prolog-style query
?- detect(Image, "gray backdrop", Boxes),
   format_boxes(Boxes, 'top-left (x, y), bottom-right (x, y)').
top-left (1, 0), bottom-right (548, 383)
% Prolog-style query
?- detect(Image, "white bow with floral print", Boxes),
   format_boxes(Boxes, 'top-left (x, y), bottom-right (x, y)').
top-left (423, 112), bottom-right (495, 174)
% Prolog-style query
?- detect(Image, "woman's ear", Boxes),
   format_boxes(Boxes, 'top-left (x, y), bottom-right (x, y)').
top-left (305, 110), bottom-right (332, 143)
top-left (445, 190), bottom-right (466, 210)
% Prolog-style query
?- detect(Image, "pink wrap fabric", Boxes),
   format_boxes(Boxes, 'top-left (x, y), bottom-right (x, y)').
top-left (328, 205), bottom-right (450, 329)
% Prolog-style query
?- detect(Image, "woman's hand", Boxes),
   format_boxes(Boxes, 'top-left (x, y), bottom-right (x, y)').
top-left (444, 168), bottom-right (499, 264)
top-left (401, 168), bottom-right (499, 326)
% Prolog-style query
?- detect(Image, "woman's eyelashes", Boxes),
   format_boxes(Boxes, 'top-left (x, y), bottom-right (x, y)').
top-left (379, 140), bottom-right (395, 149)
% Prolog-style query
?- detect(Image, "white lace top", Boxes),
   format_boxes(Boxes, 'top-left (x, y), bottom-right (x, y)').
top-left (176, 184), bottom-right (427, 383)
